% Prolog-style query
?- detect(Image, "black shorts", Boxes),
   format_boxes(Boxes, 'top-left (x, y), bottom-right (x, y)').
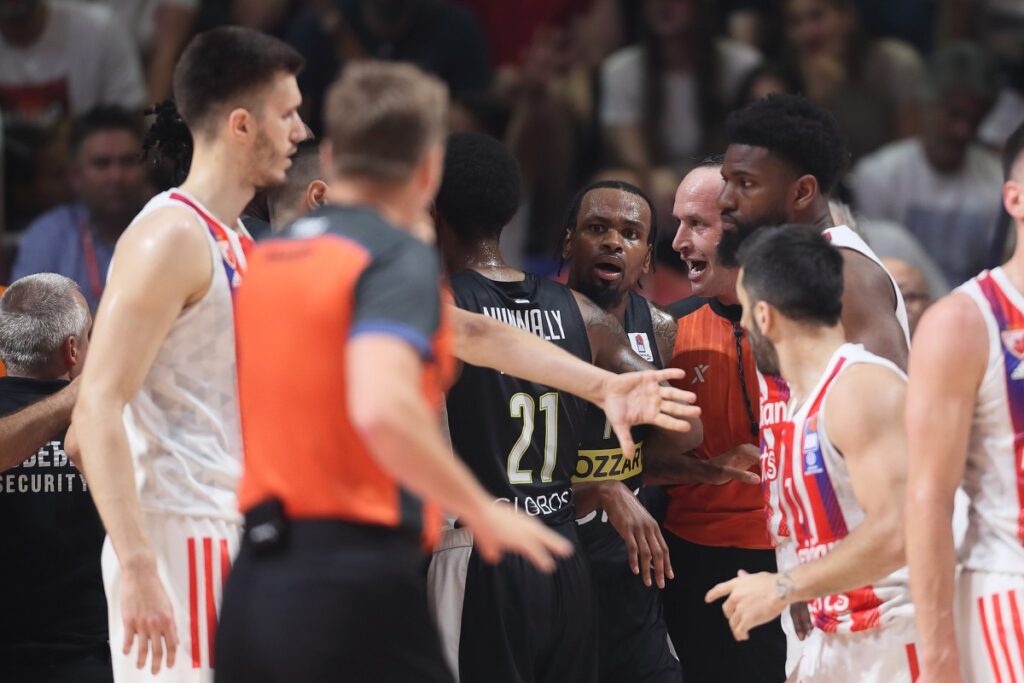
top-left (216, 519), bottom-right (453, 683)
top-left (589, 557), bottom-right (680, 683)
top-left (455, 520), bottom-right (597, 683)
top-left (662, 531), bottom-right (787, 683)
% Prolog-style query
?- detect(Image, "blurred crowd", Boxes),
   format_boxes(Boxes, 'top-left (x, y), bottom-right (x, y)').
top-left (2, 0), bottom-right (1023, 310)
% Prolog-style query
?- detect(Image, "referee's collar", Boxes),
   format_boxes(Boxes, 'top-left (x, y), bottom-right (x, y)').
top-left (709, 297), bottom-right (743, 323)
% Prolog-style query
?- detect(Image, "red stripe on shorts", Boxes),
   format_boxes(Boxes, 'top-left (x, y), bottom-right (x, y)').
top-left (204, 537), bottom-right (217, 668)
top-left (905, 643), bottom-right (920, 681)
top-left (994, 593), bottom-right (1020, 683)
top-left (1009, 591), bottom-right (1024, 665)
top-left (187, 538), bottom-right (200, 668)
top-left (982, 595), bottom-right (1007, 683)
top-left (220, 538), bottom-right (230, 590)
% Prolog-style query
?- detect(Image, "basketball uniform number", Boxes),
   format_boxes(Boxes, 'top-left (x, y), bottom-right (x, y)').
top-left (507, 392), bottom-right (559, 484)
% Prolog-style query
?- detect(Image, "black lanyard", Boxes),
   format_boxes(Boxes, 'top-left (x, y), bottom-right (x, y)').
top-left (732, 321), bottom-right (760, 441)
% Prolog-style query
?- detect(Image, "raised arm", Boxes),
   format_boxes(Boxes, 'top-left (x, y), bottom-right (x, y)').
top-left (0, 379), bottom-right (78, 472)
top-left (73, 207), bottom-right (210, 675)
top-left (448, 304), bottom-right (698, 457)
top-left (905, 295), bottom-right (985, 683)
top-left (838, 248), bottom-right (909, 371)
top-left (706, 364), bottom-right (908, 641)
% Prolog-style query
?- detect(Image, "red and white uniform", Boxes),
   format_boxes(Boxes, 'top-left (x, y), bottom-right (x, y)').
top-left (758, 225), bottom-right (911, 674)
top-left (779, 343), bottom-right (918, 682)
top-left (101, 189), bottom-right (252, 682)
top-left (954, 267), bottom-right (1024, 683)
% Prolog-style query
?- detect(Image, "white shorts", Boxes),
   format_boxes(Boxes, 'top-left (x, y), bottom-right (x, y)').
top-left (797, 618), bottom-right (919, 683)
top-left (101, 511), bottom-right (241, 682)
top-left (426, 526), bottom-right (474, 681)
top-left (956, 568), bottom-right (1024, 683)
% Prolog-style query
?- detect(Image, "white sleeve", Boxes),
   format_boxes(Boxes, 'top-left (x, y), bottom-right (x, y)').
top-left (599, 47), bottom-right (644, 127)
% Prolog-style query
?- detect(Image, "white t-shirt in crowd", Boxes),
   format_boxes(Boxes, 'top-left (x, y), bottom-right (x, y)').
top-left (849, 138), bottom-right (1004, 288)
top-left (599, 39), bottom-right (761, 164)
top-left (101, 0), bottom-right (198, 55)
top-left (0, 0), bottom-right (145, 128)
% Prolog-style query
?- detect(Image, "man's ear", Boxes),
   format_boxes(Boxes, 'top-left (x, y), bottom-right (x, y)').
top-left (754, 300), bottom-right (774, 335)
top-left (560, 227), bottom-right (575, 261)
top-left (62, 335), bottom-right (80, 374)
top-left (226, 108), bottom-right (255, 144)
top-left (306, 179), bottom-right (328, 211)
top-left (792, 174), bottom-right (820, 214)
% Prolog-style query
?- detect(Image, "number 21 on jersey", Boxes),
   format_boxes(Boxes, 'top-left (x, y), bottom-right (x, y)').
top-left (507, 392), bottom-right (558, 484)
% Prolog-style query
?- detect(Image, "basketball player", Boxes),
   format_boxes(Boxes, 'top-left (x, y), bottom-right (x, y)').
top-left (707, 225), bottom-right (919, 682)
top-left (905, 123), bottom-right (1024, 682)
top-left (561, 177), bottom-right (762, 683)
top-left (72, 27), bottom-right (306, 680)
top-left (715, 94), bottom-right (912, 661)
top-left (430, 134), bottom-right (703, 683)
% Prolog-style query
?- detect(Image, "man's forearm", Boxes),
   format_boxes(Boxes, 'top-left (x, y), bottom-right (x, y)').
top-left (907, 494), bottom-right (961, 672)
top-left (360, 388), bottom-right (494, 525)
top-left (782, 518), bottom-right (903, 605)
top-left (74, 398), bottom-right (157, 572)
top-left (451, 307), bottom-right (607, 405)
top-left (643, 448), bottom-right (716, 486)
top-left (0, 381), bottom-right (77, 472)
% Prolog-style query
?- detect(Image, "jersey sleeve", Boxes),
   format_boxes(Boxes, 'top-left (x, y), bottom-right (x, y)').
top-left (350, 239), bottom-right (442, 360)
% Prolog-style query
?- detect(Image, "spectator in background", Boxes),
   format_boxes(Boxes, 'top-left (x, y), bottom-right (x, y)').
top-left (781, 0), bottom-right (923, 158)
top-left (882, 257), bottom-right (932, 337)
top-left (102, 0), bottom-right (199, 103)
top-left (285, 0), bottom-right (493, 134)
top-left (849, 42), bottom-right (1003, 288)
top-left (600, 0), bottom-right (761, 175)
top-left (733, 61), bottom-right (802, 109)
top-left (265, 139), bottom-right (326, 233)
top-left (12, 107), bottom-right (149, 310)
top-left (0, 274), bottom-right (108, 683)
top-left (0, 0), bottom-right (145, 129)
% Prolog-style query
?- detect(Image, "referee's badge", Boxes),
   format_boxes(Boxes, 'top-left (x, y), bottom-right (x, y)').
top-left (630, 333), bottom-right (654, 362)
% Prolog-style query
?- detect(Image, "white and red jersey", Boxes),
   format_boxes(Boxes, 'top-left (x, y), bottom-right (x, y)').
top-left (955, 267), bottom-right (1024, 574)
top-left (779, 343), bottom-right (914, 634)
top-left (119, 189), bottom-right (253, 522)
top-left (761, 225), bottom-right (911, 551)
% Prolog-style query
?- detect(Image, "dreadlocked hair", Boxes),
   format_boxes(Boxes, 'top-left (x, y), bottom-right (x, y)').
top-left (142, 100), bottom-right (193, 186)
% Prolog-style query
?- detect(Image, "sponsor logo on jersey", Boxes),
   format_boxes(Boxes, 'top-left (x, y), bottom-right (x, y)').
top-left (691, 363), bottom-right (710, 384)
top-left (630, 332), bottom-right (654, 362)
top-left (803, 421), bottom-right (824, 475)
top-left (1001, 330), bottom-right (1024, 379)
top-left (572, 442), bottom-right (644, 483)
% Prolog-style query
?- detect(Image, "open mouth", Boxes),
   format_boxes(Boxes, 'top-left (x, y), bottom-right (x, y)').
top-left (685, 259), bottom-right (708, 280)
top-left (594, 256), bottom-right (624, 281)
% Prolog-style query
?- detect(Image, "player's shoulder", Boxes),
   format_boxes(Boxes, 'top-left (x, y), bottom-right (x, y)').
top-left (915, 291), bottom-right (988, 354)
top-left (827, 358), bottom-right (906, 432)
top-left (119, 202), bottom-right (208, 257)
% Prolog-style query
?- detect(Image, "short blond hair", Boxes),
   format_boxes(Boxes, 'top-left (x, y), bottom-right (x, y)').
top-left (324, 61), bottom-right (448, 182)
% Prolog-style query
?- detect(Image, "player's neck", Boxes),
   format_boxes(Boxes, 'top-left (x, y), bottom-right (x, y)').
top-left (1001, 223), bottom-right (1024, 292)
top-left (178, 149), bottom-right (255, 230)
top-left (799, 199), bottom-right (835, 231)
top-left (777, 324), bottom-right (846, 407)
top-left (465, 240), bottom-right (524, 282)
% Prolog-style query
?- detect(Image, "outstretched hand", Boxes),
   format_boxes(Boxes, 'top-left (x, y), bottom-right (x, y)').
top-left (702, 444), bottom-right (761, 485)
top-left (599, 368), bottom-right (700, 459)
top-left (467, 502), bottom-right (575, 573)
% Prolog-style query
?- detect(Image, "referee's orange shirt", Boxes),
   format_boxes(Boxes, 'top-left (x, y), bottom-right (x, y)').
top-left (664, 297), bottom-right (772, 549)
top-left (234, 205), bottom-right (453, 547)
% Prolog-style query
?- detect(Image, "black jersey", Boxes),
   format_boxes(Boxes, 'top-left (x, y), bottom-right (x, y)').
top-left (446, 270), bottom-right (592, 526)
top-left (575, 291), bottom-right (662, 566)
top-left (0, 377), bottom-right (108, 662)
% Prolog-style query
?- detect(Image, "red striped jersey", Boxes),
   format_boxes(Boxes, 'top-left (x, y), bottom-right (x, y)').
top-left (762, 225), bottom-right (910, 550)
top-left (956, 268), bottom-right (1024, 575)
top-left (780, 343), bottom-right (913, 634)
